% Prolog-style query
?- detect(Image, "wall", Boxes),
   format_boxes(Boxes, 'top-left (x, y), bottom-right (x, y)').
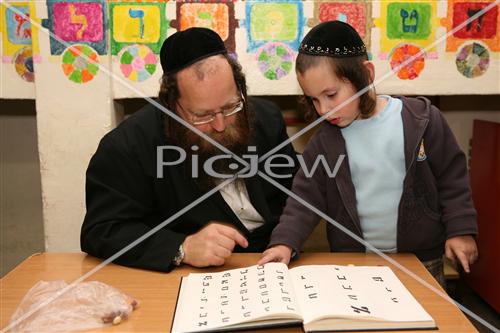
top-left (1, 96), bottom-right (498, 266)
top-left (0, 100), bottom-right (44, 276)
top-left (440, 95), bottom-right (500, 154)
top-left (0, 0), bottom-right (499, 263)
top-left (3, 1), bottom-right (499, 98)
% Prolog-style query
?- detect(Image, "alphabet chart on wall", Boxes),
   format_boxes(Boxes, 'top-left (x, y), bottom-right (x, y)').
top-left (2, 0), bottom-right (499, 96)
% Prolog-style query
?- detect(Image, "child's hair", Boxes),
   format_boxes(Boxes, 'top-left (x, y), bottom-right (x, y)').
top-left (296, 53), bottom-right (376, 121)
top-left (295, 20), bottom-right (377, 122)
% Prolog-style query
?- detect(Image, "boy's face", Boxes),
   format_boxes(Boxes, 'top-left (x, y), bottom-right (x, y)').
top-left (297, 62), bottom-right (361, 128)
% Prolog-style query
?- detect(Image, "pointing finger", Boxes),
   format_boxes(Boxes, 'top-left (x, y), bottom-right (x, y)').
top-left (258, 252), bottom-right (277, 266)
top-left (218, 225), bottom-right (248, 248)
top-left (456, 251), bottom-right (470, 273)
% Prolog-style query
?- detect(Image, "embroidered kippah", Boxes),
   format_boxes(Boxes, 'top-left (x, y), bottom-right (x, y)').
top-left (160, 27), bottom-right (227, 74)
top-left (299, 21), bottom-right (367, 58)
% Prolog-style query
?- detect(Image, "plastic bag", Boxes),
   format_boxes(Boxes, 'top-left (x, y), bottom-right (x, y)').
top-left (8, 280), bottom-right (138, 332)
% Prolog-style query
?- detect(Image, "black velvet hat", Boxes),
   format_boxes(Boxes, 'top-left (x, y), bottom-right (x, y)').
top-left (160, 27), bottom-right (227, 74)
top-left (299, 21), bottom-right (367, 58)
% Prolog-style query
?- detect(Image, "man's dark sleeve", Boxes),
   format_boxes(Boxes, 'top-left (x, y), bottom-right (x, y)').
top-left (81, 135), bottom-right (184, 272)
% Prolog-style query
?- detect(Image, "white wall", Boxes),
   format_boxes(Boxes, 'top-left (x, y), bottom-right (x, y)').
top-left (440, 96), bottom-right (500, 156)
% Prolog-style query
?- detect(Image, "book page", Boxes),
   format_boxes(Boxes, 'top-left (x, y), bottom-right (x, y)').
top-left (289, 265), bottom-right (434, 325)
top-left (172, 263), bottom-right (302, 333)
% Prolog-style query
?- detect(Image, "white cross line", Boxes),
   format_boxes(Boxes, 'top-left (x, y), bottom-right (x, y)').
top-left (1, 171), bottom-right (250, 332)
top-left (1, 1), bottom-right (498, 332)
top-left (258, 0), bottom-right (499, 164)
top-left (257, 170), bottom-right (500, 333)
top-left (0, 2), bottom-right (251, 169)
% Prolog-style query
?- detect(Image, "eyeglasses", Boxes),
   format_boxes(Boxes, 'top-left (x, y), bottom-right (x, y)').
top-left (177, 93), bottom-right (245, 126)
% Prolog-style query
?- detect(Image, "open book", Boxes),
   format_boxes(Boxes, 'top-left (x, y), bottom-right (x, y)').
top-left (171, 263), bottom-right (436, 333)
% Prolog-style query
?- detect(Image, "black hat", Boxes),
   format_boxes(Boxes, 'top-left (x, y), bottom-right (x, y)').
top-left (160, 27), bottom-right (227, 74)
top-left (299, 21), bottom-right (367, 58)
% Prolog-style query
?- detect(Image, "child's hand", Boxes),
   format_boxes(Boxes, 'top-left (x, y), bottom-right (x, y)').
top-left (258, 245), bottom-right (293, 266)
top-left (445, 235), bottom-right (478, 273)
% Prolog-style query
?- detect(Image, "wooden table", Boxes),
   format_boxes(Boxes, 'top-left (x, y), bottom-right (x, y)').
top-left (1, 252), bottom-right (477, 332)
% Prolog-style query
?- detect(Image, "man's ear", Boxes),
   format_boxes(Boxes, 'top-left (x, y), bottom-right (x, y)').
top-left (363, 61), bottom-right (375, 82)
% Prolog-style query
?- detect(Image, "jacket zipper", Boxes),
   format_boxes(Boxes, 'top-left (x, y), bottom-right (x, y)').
top-left (397, 120), bottom-right (429, 244)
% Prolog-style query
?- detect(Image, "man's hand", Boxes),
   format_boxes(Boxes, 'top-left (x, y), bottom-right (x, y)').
top-left (182, 222), bottom-right (248, 267)
top-left (258, 245), bottom-right (292, 266)
top-left (445, 235), bottom-right (478, 273)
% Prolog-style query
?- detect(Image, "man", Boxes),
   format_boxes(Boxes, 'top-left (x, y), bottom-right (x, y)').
top-left (80, 27), bottom-right (297, 272)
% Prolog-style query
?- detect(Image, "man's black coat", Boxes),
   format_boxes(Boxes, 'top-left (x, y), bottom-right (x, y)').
top-left (81, 97), bottom-right (297, 271)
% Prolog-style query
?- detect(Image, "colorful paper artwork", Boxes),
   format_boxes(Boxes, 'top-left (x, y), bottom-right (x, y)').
top-left (456, 42), bottom-right (490, 78)
top-left (171, 1), bottom-right (236, 54)
top-left (1, 0), bottom-right (498, 90)
top-left (386, 2), bottom-right (432, 40)
top-left (390, 44), bottom-right (426, 80)
top-left (452, 2), bottom-right (497, 39)
top-left (1, 2), bottom-right (39, 63)
top-left (245, 0), bottom-right (304, 52)
top-left (14, 46), bottom-right (34, 82)
top-left (52, 3), bottom-right (102, 41)
top-left (374, 1), bottom-right (439, 60)
top-left (110, 2), bottom-right (167, 55)
top-left (179, 3), bottom-right (229, 40)
top-left (6, 5), bottom-right (31, 44)
top-left (257, 42), bottom-right (294, 80)
top-left (43, 0), bottom-right (107, 55)
top-left (318, 2), bottom-right (366, 36)
top-left (119, 44), bottom-right (157, 82)
top-left (308, 1), bottom-right (372, 53)
top-left (442, 0), bottom-right (499, 52)
top-left (61, 44), bottom-right (99, 83)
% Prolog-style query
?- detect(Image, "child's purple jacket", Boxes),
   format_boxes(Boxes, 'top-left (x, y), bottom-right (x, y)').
top-left (269, 96), bottom-right (478, 261)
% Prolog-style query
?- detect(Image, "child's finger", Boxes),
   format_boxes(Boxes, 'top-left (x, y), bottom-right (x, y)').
top-left (456, 251), bottom-right (470, 273)
top-left (469, 250), bottom-right (478, 264)
top-left (445, 244), bottom-right (456, 264)
top-left (258, 252), bottom-right (277, 266)
top-left (279, 257), bottom-right (290, 264)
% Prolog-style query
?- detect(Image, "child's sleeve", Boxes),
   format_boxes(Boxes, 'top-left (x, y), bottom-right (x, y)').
top-left (267, 135), bottom-right (327, 255)
top-left (424, 105), bottom-right (478, 239)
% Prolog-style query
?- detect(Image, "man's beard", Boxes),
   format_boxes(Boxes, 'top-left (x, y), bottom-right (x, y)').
top-left (165, 110), bottom-right (254, 191)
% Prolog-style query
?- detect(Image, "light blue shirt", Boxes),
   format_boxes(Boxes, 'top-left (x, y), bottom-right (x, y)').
top-left (340, 96), bottom-right (405, 252)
